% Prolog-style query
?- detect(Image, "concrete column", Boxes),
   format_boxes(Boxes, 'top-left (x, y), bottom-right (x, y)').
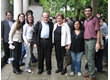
top-left (1, 0), bottom-right (10, 20)
top-left (23, 0), bottom-right (29, 14)
top-left (91, 0), bottom-right (97, 16)
top-left (14, 0), bottom-right (23, 20)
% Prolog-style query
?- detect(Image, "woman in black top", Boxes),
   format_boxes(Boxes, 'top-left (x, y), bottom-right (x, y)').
top-left (70, 20), bottom-right (84, 76)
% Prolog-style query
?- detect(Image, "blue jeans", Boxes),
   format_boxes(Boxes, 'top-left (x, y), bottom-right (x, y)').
top-left (70, 51), bottom-right (83, 72)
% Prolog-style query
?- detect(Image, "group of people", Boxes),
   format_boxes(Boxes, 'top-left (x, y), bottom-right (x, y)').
top-left (1, 6), bottom-right (108, 80)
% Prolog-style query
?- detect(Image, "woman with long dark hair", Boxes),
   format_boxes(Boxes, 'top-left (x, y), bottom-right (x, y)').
top-left (9, 13), bottom-right (25, 74)
top-left (23, 14), bottom-right (34, 73)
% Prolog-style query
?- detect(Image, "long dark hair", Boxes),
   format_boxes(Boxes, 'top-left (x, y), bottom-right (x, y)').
top-left (72, 20), bottom-right (84, 31)
top-left (16, 13), bottom-right (25, 30)
top-left (26, 14), bottom-right (34, 25)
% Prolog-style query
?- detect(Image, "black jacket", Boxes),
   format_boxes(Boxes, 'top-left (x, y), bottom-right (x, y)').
top-left (33, 21), bottom-right (53, 47)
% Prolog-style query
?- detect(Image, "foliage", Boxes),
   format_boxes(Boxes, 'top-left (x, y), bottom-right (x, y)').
top-left (97, 0), bottom-right (108, 19)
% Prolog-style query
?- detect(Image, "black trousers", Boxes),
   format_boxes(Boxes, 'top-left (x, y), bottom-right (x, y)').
top-left (54, 42), bottom-right (66, 70)
top-left (37, 39), bottom-right (52, 71)
top-left (95, 49), bottom-right (103, 71)
top-left (12, 42), bottom-right (22, 71)
top-left (3, 42), bottom-right (10, 63)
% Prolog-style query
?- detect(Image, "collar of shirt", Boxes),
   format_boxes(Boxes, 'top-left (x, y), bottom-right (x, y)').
top-left (86, 16), bottom-right (94, 22)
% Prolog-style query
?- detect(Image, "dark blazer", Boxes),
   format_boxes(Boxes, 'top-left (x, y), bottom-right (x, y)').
top-left (1, 19), bottom-right (15, 43)
top-left (33, 21), bottom-right (53, 47)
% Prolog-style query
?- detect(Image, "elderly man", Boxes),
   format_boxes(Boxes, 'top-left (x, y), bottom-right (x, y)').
top-left (33, 12), bottom-right (53, 75)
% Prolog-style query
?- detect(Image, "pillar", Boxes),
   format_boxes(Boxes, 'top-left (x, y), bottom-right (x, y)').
top-left (1, 0), bottom-right (10, 20)
top-left (23, 0), bottom-right (29, 14)
top-left (13, 0), bottom-right (23, 20)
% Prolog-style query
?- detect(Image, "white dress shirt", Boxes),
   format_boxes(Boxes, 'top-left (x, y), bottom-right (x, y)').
top-left (41, 21), bottom-right (49, 38)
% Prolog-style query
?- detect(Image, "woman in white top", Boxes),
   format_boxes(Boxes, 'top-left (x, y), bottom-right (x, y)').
top-left (23, 14), bottom-right (34, 73)
top-left (9, 13), bottom-right (25, 74)
top-left (52, 13), bottom-right (71, 75)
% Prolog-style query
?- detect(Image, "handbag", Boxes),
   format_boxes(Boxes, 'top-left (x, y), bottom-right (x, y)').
top-left (63, 50), bottom-right (72, 67)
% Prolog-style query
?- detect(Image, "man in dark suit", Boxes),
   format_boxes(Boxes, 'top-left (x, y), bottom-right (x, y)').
top-left (33, 12), bottom-right (53, 75)
top-left (1, 11), bottom-right (15, 64)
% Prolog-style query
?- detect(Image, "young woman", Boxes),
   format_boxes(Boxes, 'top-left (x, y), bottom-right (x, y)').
top-left (23, 14), bottom-right (34, 73)
top-left (9, 13), bottom-right (25, 74)
top-left (52, 13), bottom-right (71, 75)
top-left (70, 21), bottom-right (84, 76)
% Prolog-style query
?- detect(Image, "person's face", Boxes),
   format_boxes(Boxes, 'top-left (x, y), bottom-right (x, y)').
top-left (42, 13), bottom-right (49, 23)
top-left (56, 16), bottom-right (63, 24)
top-left (6, 12), bottom-right (12, 20)
top-left (84, 8), bottom-right (92, 18)
top-left (27, 15), bottom-right (33, 23)
top-left (19, 14), bottom-right (25, 23)
top-left (74, 21), bottom-right (80, 30)
top-left (99, 19), bottom-right (103, 27)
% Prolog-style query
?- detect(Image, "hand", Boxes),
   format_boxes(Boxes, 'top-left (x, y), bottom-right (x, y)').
top-left (9, 44), bottom-right (15, 49)
top-left (34, 44), bottom-right (37, 48)
top-left (95, 43), bottom-right (100, 51)
top-left (65, 45), bottom-right (70, 50)
top-left (26, 42), bottom-right (29, 46)
top-left (1, 38), bottom-right (3, 41)
top-left (100, 45), bottom-right (104, 50)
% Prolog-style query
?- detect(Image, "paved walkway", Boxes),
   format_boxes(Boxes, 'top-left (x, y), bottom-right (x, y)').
top-left (1, 48), bottom-right (108, 80)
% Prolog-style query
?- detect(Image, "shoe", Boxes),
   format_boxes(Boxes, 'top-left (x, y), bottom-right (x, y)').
top-left (86, 77), bottom-right (96, 80)
top-left (13, 71), bottom-right (22, 74)
top-left (37, 70), bottom-right (43, 75)
top-left (61, 69), bottom-right (66, 75)
top-left (83, 73), bottom-right (89, 77)
top-left (26, 69), bottom-right (32, 73)
top-left (104, 63), bottom-right (108, 67)
top-left (20, 63), bottom-right (25, 66)
top-left (55, 69), bottom-right (62, 73)
top-left (98, 70), bottom-right (106, 73)
top-left (18, 69), bottom-right (23, 72)
top-left (70, 72), bottom-right (74, 75)
top-left (47, 70), bottom-right (51, 75)
top-left (78, 72), bottom-right (82, 76)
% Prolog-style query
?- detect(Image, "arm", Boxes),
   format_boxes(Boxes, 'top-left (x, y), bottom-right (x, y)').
top-left (8, 22), bottom-right (16, 44)
top-left (1, 21), bottom-right (4, 41)
top-left (33, 22), bottom-right (39, 48)
top-left (23, 24), bottom-right (29, 46)
top-left (66, 25), bottom-right (71, 49)
top-left (95, 30), bottom-right (100, 50)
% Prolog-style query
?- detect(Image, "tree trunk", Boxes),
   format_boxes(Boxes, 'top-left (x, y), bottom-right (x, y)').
top-left (91, 0), bottom-right (97, 16)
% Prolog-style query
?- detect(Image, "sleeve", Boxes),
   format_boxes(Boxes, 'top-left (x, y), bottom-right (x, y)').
top-left (66, 24), bottom-right (71, 45)
top-left (23, 24), bottom-right (28, 43)
top-left (95, 17), bottom-right (100, 31)
top-left (1, 21), bottom-right (4, 39)
top-left (33, 22), bottom-right (39, 44)
top-left (100, 29), bottom-right (104, 45)
top-left (8, 22), bottom-right (17, 44)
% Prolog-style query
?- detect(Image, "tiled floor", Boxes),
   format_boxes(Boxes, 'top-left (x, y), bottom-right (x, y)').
top-left (1, 48), bottom-right (108, 80)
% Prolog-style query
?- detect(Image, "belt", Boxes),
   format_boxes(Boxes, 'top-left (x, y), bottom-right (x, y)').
top-left (85, 38), bottom-right (96, 41)
top-left (41, 38), bottom-right (49, 40)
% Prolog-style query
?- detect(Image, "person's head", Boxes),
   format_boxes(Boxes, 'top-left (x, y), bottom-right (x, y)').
top-left (26, 14), bottom-right (34, 25)
top-left (73, 20), bottom-right (82, 30)
top-left (99, 18), bottom-right (104, 27)
top-left (5, 11), bottom-right (12, 20)
top-left (96, 13), bottom-right (101, 18)
top-left (56, 13), bottom-right (64, 25)
top-left (42, 12), bottom-right (49, 23)
top-left (63, 18), bottom-right (67, 23)
top-left (26, 10), bottom-right (33, 16)
top-left (17, 13), bottom-right (25, 23)
top-left (84, 6), bottom-right (92, 18)
top-left (16, 13), bottom-right (25, 30)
